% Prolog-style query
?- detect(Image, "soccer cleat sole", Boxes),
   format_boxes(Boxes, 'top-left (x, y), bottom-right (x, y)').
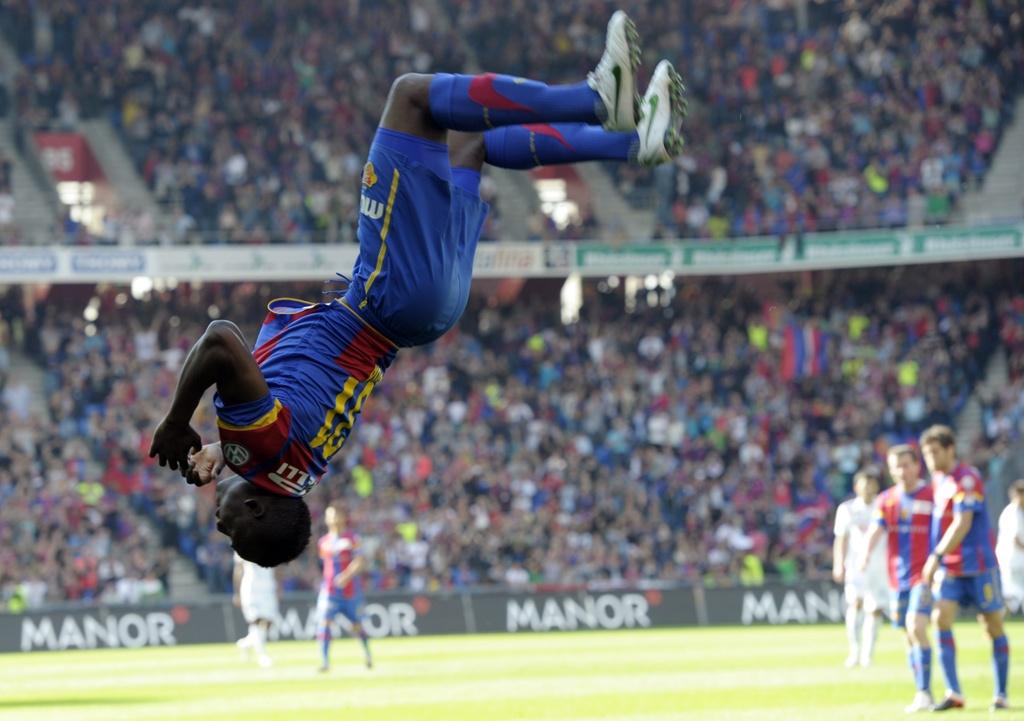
top-left (663, 65), bottom-right (688, 156)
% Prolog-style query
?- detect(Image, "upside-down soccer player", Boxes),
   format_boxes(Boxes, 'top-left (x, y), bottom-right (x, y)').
top-left (862, 445), bottom-right (935, 713)
top-left (148, 11), bottom-right (688, 567)
top-left (920, 425), bottom-right (1010, 712)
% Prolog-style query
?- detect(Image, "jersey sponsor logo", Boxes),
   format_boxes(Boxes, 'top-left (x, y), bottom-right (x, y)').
top-left (960, 475), bottom-right (976, 490)
top-left (361, 162), bottom-right (377, 188)
top-left (223, 443), bottom-right (251, 466)
top-left (910, 500), bottom-right (933, 515)
top-left (267, 462), bottom-right (314, 495)
top-left (360, 194), bottom-right (385, 220)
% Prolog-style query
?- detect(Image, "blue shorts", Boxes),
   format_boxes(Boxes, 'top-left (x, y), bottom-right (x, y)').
top-left (934, 568), bottom-right (1004, 613)
top-left (318, 592), bottom-right (365, 626)
top-left (344, 128), bottom-right (489, 348)
top-left (891, 583), bottom-right (933, 628)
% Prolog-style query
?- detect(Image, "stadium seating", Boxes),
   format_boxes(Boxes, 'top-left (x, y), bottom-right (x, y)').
top-left (1, 263), bottom-right (1021, 605)
top-left (6, 0), bottom-right (1022, 244)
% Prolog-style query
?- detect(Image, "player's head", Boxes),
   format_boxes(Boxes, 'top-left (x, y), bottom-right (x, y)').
top-left (886, 444), bottom-right (920, 489)
top-left (1010, 479), bottom-right (1024, 505)
top-left (325, 503), bottom-right (346, 532)
top-left (215, 475), bottom-right (311, 568)
top-left (853, 466), bottom-right (881, 502)
top-left (919, 424), bottom-right (957, 473)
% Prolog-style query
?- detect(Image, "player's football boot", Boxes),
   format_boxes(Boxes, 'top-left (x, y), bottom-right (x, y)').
top-left (989, 697), bottom-right (1009, 711)
top-left (257, 654), bottom-right (273, 668)
top-left (587, 10), bottom-right (641, 131)
top-left (905, 691), bottom-right (934, 713)
top-left (236, 637), bottom-right (251, 660)
top-left (931, 693), bottom-right (965, 711)
top-left (635, 59), bottom-right (688, 166)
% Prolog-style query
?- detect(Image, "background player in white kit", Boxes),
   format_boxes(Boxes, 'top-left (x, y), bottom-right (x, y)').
top-left (997, 479), bottom-right (1024, 614)
top-left (233, 552), bottom-right (279, 668)
top-left (832, 467), bottom-right (888, 667)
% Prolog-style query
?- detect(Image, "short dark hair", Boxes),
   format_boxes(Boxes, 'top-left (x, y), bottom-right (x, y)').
top-left (886, 444), bottom-right (917, 462)
top-left (920, 424), bottom-right (956, 449)
top-left (854, 466), bottom-right (882, 486)
top-left (231, 495), bottom-right (312, 568)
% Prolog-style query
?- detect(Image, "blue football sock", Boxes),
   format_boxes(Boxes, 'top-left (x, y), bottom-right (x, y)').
top-left (938, 630), bottom-right (961, 696)
top-left (429, 74), bottom-right (601, 131)
top-left (483, 123), bottom-right (636, 169)
top-left (992, 634), bottom-right (1009, 698)
top-left (358, 628), bottom-right (372, 664)
top-left (317, 626), bottom-right (331, 667)
top-left (919, 646), bottom-right (932, 693)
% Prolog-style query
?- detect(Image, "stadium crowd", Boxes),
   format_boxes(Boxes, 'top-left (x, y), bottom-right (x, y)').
top-left (4, 0), bottom-right (1022, 245)
top-left (1, 261), bottom-right (1021, 606)
top-left (451, 0), bottom-right (1024, 237)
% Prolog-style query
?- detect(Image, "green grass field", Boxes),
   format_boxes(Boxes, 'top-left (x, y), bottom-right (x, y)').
top-left (0, 623), bottom-right (1021, 721)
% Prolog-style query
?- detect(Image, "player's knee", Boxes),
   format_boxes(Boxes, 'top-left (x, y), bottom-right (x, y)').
top-left (982, 613), bottom-right (1004, 638)
top-left (203, 319), bottom-right (243, 347)
top-left (388, 73), bottom-right (431, 108)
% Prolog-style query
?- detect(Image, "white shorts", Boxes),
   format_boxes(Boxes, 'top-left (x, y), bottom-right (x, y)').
top-left (241, 591), bottom-right (279, 624)
top-left (845, 572), bottom-right (890, 614)
top-left (1000, 563), bottom-right (1024, 604)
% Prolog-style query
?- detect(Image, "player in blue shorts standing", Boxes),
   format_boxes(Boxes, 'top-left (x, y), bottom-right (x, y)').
top-left (920, 425), bottom-right (1010, 712)
top-left (148, 11), bottom-right (688, 567)
top-left (316, 505), bottom-right (372, 671)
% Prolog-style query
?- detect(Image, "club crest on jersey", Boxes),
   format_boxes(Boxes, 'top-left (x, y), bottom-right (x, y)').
top-left (361, 162), bottom-right (377, 189)
top-left (223, 443), bottom-right (251, 466)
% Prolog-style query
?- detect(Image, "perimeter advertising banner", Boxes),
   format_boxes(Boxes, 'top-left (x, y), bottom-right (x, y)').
top-left (4, 582), bottom-right (1011, 652)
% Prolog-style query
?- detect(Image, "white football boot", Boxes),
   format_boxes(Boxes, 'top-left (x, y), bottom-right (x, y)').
top-left (587, 10), bottom-right (642, 131)
top-left (635, 59), bottom-right (688, 166)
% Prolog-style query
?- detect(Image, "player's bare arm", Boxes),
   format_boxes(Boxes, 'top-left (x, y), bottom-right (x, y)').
top-left (149, 320), bottom-right (268, 474)
top-left (832, 533), bottom-right (848, 584)
top-left (334, 555), bottom-right (365, 589)
top-left (923, 509), bottom-right (974, 584)
top-left (860, 526), bottom-right (884, 573)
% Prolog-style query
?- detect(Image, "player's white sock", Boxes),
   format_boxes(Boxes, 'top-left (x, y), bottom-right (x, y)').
top-left (845, 606), bottom-right (862, 665)
top-left (250, 623), bottom-right (267, 659)
top-left (860, 613), bottom-right (879, 667)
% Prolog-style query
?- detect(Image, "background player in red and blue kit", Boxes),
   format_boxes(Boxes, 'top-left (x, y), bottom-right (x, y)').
top-left (148, 10), bottom-right (689, 568)
top-left (316, 505), bottom-right (371, 672)
top-left (920, 425), bottom-right (1009, 712)
top-left (863, 444), bottom-right (935, 713)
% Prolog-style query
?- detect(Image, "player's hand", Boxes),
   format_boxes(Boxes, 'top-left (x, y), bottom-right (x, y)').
top-left (334, 573), bottom-right (349, 590)
top-left (832, 567), bottom-right (844, 584)
top-left (922, 554), bottom-right (940, 585)
top-left (232, 594), bottom-right (241, 608)
top-left (149, 417), bottom-right (202, 474)
top-left (186, 443), bottom-right (226, 487)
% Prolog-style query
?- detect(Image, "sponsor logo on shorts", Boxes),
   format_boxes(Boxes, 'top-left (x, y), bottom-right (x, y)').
top-left (360, 195), bottom-right (384, 220)
top-left (223, 443), bottom-right (251, 466)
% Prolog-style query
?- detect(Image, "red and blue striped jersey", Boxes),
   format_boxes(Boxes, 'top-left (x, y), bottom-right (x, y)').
top-left (215, 298), bottom-right (396, 496)
top-left (319, 531), bottom-right (362, 600)
top-left (931, 462), bottom-right (998, 577)
top-left (873, 482), bottom-right (933, 591)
